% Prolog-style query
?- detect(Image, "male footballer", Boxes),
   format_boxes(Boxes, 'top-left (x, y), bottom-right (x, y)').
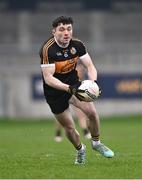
top-left (39, 16), bottom-right (114, 164)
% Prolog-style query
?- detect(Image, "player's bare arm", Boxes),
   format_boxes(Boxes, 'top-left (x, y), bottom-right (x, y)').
top-left (80, 53), bottom-right (97, 81)
top-left (41, 64), bottom-right (69, 92)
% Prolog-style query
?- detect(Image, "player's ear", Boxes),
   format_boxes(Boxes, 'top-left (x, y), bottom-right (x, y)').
top-left (52, 28), bottom-right (55, 35)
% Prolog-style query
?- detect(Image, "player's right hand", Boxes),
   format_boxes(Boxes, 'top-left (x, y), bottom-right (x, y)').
top-left (68, 82), bottom-right (81, 95)
top-left (68, 82), bottom-right (85, 101)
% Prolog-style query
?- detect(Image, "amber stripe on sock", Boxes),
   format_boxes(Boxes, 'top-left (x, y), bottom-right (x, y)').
top-left (92, 135), bottom-right (100, 141)
top-left (76, 144), bottom-right (82, 151)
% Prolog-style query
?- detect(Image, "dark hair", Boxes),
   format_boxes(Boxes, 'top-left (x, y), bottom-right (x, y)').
top-left (52, 16), bottom-right (73, 28)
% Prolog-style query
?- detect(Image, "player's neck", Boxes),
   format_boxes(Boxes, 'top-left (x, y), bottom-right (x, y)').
top-left (54, 37), bottom-right (69, 48)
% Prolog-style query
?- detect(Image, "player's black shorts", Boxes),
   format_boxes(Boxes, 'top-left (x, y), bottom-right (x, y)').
top-left (44, 92), bottom-right (72, 114)
top-left (43, 70), bottom-right (79, 114)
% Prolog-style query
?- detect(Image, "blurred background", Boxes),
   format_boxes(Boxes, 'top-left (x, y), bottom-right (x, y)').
top-left (0, 0), bottom-right (142, 119)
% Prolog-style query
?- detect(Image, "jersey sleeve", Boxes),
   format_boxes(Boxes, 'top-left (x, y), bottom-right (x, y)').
top-left (39, 38), bottom-right (55, 66)
top-left (39, 47), bottom-right (48, 65)
top-left (74, 40), bottom-right (87, 57)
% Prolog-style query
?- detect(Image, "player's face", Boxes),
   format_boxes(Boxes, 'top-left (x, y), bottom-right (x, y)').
top-left (53, 23), bottom-right (73, 47)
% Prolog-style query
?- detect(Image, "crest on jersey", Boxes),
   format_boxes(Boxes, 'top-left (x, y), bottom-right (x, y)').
top-left (70, 47), bottom-right (76, 55)
top-left (64, 52), bottom-right (68, 57)
top-left (62, 49), bottom-right (68, 57)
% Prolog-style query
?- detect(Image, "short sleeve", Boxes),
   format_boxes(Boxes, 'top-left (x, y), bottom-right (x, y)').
top-left (73, 39), bottom-right (87, 57)
top-left (78, 41), bottom-right (87, 57)
top-left (39, 37), bottom-right (55, 65)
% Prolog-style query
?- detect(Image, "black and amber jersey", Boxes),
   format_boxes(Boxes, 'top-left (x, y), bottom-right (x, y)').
top-left (39, 37), bottom-right (87, 100)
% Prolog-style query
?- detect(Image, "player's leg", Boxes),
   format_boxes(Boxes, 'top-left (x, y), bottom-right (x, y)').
top-left (73, 106), bottom-right (91, 139)
top-left (70, 95), bottom-right (114, 158)
top-left (55, 108), bottom-right (80, 146)
top-left (54, 108), bottom-right (86, 164)
top-left (70, 96), bottom-right (100, 138)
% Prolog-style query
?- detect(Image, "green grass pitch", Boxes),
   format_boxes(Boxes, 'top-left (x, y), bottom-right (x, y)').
top-left (0, 115), bottom-right (142, 179)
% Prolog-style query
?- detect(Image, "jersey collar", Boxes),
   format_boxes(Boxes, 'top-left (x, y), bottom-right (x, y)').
top-left (54, 37), bottom-right (70, 48)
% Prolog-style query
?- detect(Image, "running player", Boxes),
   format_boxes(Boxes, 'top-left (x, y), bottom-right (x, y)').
top-left (39, 16), bottom-right (114, 164)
